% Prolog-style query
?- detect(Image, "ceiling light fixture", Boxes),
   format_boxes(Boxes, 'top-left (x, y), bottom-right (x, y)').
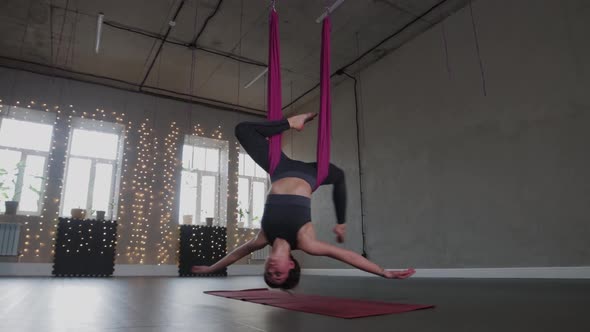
top-left (316, 0), bottom-right (345, 23)
top-left (95, 12), bottom-right (104, 54)
top-left (243, 67), bottom-right (268, 89)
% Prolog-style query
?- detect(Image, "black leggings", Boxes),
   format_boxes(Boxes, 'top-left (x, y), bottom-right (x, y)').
top-left (235, 119), bottom-right (347, 224)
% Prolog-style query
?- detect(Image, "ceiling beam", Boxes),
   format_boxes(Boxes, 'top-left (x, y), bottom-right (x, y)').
top-left (189, 0), bottom-right (225, 46)
top-left (102, 20), bottom-right (266, 68)
top-left (282, 0), bottom-right (453, 111)
top-left (50, 4), bottom-right (267, 68)
top-left (0, 55), bottom-right (266, 116)
top-left (139, 0), bottom-right (187, 88)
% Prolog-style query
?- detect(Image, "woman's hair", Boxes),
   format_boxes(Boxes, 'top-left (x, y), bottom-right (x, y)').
top-left (264, 255), bottom-right (301, 290)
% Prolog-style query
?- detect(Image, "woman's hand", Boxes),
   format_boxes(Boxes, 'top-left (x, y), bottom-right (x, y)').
top-left (333, 224), bottom-right (346, 243)
top-left (191, 265), bottom-right (213, 274)
top-left (383, 268), bottom-right (416, 279)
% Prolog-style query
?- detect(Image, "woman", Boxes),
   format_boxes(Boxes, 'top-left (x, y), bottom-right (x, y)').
top-left (191, 113), bottom-right (415, 289)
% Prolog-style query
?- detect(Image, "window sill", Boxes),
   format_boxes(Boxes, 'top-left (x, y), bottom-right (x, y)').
top-left (0, 214), bottom-right (42, 223)
top-left (237, 227), bottom-right (261, 231)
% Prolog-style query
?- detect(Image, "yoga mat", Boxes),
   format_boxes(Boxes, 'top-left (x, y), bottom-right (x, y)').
top-left (205, 288), bottom-right (434, 319)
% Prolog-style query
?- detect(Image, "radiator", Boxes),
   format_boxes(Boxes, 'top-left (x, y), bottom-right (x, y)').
top-left (0, 223), bottom-right (21, 256)
top-left (251, 246), bottom-right (270, 260)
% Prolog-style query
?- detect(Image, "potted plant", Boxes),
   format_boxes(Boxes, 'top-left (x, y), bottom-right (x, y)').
top-left (95, 210), bottom-right (106, 221)
top-left (108, 201), bottom-right (117, 219)
top-left (71, 207), bottom-right (86, 220)
top-left (182, 214), bottom-right (193, 225)
top-left (251, 215), bottom-right (260, 229)
top-left (0, 162), bottom-right (43, 215)
top-left (237, 206), bottom-right (249, 229)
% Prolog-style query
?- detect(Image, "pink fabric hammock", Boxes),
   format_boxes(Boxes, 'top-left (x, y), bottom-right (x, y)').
top-left (316, 16), bottom-right (331, 187)
top-left (267, 9), bottom-right (283, 175)
top-left (267, 10), bottom-right (331, 187)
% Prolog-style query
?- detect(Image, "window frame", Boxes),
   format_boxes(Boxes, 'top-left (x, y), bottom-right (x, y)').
top-left (179, 135), bottom-right (229, 226)
top-left (0, 107), bottom-right (55, 216)
top-left (237, 150), bottom-right (269, 229)
top-left (60, 118), bottom-right (125, 219)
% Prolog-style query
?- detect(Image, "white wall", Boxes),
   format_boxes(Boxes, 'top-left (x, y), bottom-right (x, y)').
top-left (0, 67), bottom-right (261, 265)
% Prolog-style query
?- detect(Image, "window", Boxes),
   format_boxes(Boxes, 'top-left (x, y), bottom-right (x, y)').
top-left (0, 107), bottom-right (55, 215)
top-left (60, 118), bottom-right (124, 219)
top-left (237, 150), bottom-right (268, 229)
top-left (179, 135), bottom-right (229, 226)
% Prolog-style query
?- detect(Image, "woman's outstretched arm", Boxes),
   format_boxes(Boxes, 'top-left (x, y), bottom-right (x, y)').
top-left (191, 231), bottom-right (268, 274)
top-left (299, 239), bottom-right (415, 279)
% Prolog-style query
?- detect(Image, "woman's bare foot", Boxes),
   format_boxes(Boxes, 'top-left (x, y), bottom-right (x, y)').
top-left (288, 113), bottom-right (318, 131)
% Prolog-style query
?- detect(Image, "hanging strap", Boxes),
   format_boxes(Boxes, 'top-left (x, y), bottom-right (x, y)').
top-left (267, 9), bottom-right (282, 175)
top-left (267, 8), bottom-right (332, 185)
top-left (316, 16), bottom-right (332, 187)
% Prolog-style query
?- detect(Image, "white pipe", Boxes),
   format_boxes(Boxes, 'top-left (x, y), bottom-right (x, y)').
top-left (95, 13), bottom-right (104, 54)
top-left (316, 0), bottom-right (345, 23)
top-left (243, 67), bottom-right (268, 89)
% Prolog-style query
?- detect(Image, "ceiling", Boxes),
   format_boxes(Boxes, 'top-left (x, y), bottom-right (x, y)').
top-left (0, 0), bottom-right (469, 114)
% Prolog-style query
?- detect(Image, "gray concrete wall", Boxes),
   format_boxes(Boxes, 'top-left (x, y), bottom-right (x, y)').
top-left (0, 67), bottom-right (261, 264)
top-left (353, 0), bottom-right (590, 268)
top-left (283, 79), bottom-right (364, 268)
top-left (289, 0), bottom-right (590, 269)
top-left (3, 0), bottom-right (589, 270)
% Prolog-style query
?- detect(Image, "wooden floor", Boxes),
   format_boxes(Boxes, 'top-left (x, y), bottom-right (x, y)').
top-left (0, 276), bottom-right (589, 332)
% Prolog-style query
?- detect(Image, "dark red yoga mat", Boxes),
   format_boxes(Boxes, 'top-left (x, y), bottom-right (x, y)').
top-left (205, 288), bottom-right (434, 319)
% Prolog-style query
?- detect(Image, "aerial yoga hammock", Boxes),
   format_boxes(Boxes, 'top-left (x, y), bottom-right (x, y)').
top-left (193, 5), bottom-right (416, 289)
top-left (266, 7), bottom-right (331, 187)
